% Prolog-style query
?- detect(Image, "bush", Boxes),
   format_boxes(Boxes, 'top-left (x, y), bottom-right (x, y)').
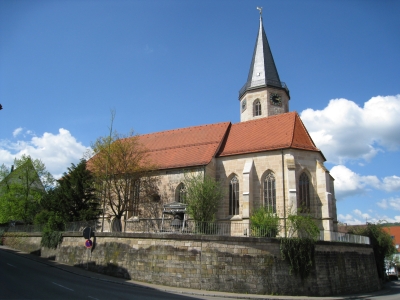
top-left (250, 206), bottom-right (279, 237)
top-left (184, 173), bottom-right (224, 223)
top-left (41, 228), bottom-right (63, 249)
top-left (286, 213), bottom-right (320, 240)
top-left (36, 211), bottom-right (65, 249)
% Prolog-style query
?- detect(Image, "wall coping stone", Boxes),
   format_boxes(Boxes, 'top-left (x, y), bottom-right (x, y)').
top-left (59, 231), bottom-right (373, 249)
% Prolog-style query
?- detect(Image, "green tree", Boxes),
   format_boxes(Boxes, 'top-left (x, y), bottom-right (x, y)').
top-left (35, 159), bottom-right (100, 226)
top-left (250, 206), bottom-right (280, 237)
top-left (184, 173), bottom-right (224, 223)
top-left (0, 155), bottom-right (54, 224)
top-left (57, 159), bottom-right (100, 221)
top-left (89, 130), bottom-right (155, 231)
top-left (349, 223), bottom-right (396, 280)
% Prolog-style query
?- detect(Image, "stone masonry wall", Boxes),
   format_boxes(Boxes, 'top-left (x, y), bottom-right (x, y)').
top-left (3, 232), bottom-right (380, 296)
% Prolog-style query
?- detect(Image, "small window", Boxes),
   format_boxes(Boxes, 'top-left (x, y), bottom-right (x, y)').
top-left (263, 172), bottom-right (276, 213)
top-left (253, 99), bottom-right (261, 116)
top-left (229, 176), bottom-right (239, 215)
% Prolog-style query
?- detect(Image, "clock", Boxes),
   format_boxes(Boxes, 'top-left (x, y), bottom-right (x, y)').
top-left (241, 99), bottom-right (247, 112)
top-left (270, 93), bottom-right (282, 106)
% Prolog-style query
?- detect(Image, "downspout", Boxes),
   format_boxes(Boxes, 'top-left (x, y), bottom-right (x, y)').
top-left (281, 149), bottom-right (287, 237)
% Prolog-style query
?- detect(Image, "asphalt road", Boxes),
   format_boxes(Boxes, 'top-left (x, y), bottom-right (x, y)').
top-left (0, 248), bottom-right (203, 300)
top-left (1, 246), bottom-right (400, 300)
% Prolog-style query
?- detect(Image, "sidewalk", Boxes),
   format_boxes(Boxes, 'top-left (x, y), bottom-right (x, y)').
top-left (0, 245), bottom-right (393, 300)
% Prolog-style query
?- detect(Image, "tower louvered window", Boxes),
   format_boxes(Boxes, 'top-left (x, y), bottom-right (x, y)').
top-left (264, 172), bottom-right (276, 213)
top-left (298, 173), bottom-right (310, 211)
top-left (229, 176), bottom-right (239, 215)
top-left (253, 99), bottom-right (261, 116)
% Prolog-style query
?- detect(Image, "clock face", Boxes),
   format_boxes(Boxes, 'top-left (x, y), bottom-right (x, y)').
top-left (241, 99), bottom-right (247, 112)
top-left (270, 93), bottom-right (282, 106)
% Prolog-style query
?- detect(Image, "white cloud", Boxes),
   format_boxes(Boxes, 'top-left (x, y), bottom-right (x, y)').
top-left (337, 213), bottom-right (364, 225)
top-left (337, 209), bottom-right (400, 225)
top-left (381, 176), bottom-right (400, 192)
top-left (354, 209), bottom-right (371, 220)
top-left (377, 199), bottom-right (388, 209)
top-left (12, 127), bottom-right (23, 137)
top-left (301, 95), bottom-right (400, 164)
top-left (0, 128), bottom-right (89, 179)
top-left (331, 165), bottom-right (400, 199)
top-left (377, 197), bottom-right (400, 211)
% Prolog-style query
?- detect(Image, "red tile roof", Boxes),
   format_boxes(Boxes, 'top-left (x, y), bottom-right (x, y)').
top-left (137, 122), bottom-right (231, 170)
top-left (217, 112), bottom-right (320, 157)
top-left (94, 112), bottom-right (322, 171)
top-left (382, 226), bottom-right (400, 252)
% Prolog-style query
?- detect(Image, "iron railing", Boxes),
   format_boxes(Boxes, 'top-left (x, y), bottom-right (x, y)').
top-left (64, 220), bottom-right (99, 232)
top-left (320, 231), bottom-right (370, 245)
top-left (1, 220), bottom-right (99, 233)
top-left (1, 220), bottom-right (370, 245)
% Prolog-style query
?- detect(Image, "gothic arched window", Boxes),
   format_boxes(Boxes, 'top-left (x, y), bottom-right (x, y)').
top-left (229, 176), bottom-right (239, 215)
top-left (176, 183), bottom-right (186, 203)
top-left (298, 172), bottom-right (310, 211)
top-left (253, 99), bottom-right (261, 116)
top-left (130, 179), bottom-right (140, 217)
top-left (263, 172), bottom-right (276, 213)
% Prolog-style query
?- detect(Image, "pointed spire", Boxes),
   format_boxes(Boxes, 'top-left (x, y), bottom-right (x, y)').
top-left (239, 10), bottom-right (288, 99)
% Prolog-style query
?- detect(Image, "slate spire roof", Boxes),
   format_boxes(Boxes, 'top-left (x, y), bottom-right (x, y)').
top-left (239, 15), bottom-right (289, 99)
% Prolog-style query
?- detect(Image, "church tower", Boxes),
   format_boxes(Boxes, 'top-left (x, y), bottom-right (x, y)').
top-left (239, 9), bottom-right (290, 122)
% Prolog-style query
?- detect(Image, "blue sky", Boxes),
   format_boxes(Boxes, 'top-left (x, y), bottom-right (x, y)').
top-left (1, 0), bottom-right (399, 225)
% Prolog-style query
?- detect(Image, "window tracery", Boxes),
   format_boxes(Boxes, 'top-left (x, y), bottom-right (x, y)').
top-left (176, 183), bottom-right (186, 203)
top-left (298, 172), bottom-right (311, 211)
top-left (263, 172), bottom-right (276, 213)
top-left (229, 176), bottom-right (239, 215)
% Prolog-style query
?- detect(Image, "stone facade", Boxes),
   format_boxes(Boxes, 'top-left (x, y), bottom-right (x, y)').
top-left (115, 146), bottom-right (337, 236)
top-left (3, 232), bottom-right (380, 296)
top-left (101, 154), bottom-right (338, 238)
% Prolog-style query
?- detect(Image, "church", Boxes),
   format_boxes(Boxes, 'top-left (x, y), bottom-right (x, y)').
top-left (119, 13), bottom-right (338, 235)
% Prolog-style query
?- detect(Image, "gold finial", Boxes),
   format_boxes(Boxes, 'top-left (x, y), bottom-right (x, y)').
top-left (256, 6), bottom-right (263, 16)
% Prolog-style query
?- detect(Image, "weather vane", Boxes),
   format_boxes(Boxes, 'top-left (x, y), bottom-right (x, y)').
top-left (256, 6), bottom-right (262, 16)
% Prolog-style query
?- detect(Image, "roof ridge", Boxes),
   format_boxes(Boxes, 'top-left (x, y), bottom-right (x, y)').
top-left (295, 113), bottom-right (319, 150)
top-left (289, 112), bottom-right (297, 147)
top-left (232, 111), bottom-right (295, 125)
top-left (139, 121), bottom-right (231, 137)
